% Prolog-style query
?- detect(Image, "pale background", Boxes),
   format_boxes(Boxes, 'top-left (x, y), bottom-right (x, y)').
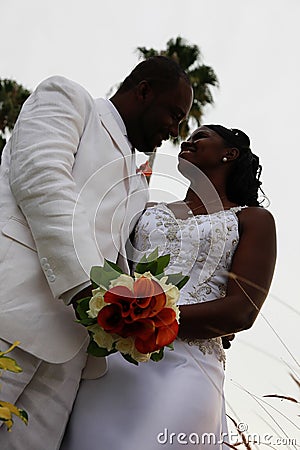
top-left (1, 0), bottom-right (299, 447)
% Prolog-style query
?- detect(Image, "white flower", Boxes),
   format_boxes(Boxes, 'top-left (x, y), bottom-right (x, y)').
top-left (134, 271), bottom-right (154, 281)
top-left (130, 346), bottom-right (151, 363)
top-left (156, 276), bottom-right (181, 322)
top-left (87, 287), bottom-right (106, 318)
top-left (115, 337), bottom-right (151, 362)
top-left (88, 324), bottom-right (115, 351)
top-left (115, 336), bottom-right (136, 355)
top-left (109, 274), bottom-right (134, 292)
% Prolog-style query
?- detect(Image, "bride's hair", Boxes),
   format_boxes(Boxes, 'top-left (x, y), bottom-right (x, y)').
top-left (205, 124), bottom-right (264, 207)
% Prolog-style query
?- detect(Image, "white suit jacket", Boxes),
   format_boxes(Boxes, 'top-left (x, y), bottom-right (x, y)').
top-left (0, 76), bottom-right (148, 365)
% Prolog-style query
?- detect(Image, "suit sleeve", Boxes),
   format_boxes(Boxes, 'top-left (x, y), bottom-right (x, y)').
top-left (9, 76), bottom-right (101, 299)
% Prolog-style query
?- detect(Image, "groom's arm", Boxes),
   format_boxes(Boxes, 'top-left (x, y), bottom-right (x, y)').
top-left (9, 76), bottom-right (101, 300)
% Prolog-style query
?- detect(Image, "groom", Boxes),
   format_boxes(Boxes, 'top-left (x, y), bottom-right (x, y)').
top-left (0, 56), bottom-right (193, 449)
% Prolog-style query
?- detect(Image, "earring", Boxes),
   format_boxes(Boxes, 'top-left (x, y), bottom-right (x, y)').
top-left (222, 156), bottom-right (228, 163)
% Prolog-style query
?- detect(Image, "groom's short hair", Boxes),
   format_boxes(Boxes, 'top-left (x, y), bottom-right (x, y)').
top-left (117, 56), bottom-right (191, 94)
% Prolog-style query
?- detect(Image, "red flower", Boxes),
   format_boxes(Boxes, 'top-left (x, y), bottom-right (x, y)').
top-left (98, 285), bottom-right (134, 335)
top-left (97, 303), bottom-right (124, 335)
top-left (135, 308), bottom-right (179, 354)
top-left (129, 277), bottom-right (166, 321)
top-left (136, 160), bottom-right (152, 177)
top-left (97, 276), bottom-right (179, 354)
top-left (103, 286), bottom-right (134, 318)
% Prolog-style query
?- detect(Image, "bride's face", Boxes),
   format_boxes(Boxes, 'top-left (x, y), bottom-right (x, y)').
top-left (178, 126), bottom-right (227, 176)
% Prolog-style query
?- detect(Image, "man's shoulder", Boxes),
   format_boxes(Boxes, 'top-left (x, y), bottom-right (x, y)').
top-left (35, 75), bottom-right (95, 103)
top-left (37, 75), bottom-right (84, 89)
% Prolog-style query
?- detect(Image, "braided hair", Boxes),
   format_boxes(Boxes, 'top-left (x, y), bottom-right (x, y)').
top-left (205, 124), bottom-right (263, 207)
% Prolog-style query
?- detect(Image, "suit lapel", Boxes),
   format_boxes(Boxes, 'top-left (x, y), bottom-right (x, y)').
top-left (94, 98), bottom-right (132, 177)
top-left (94, 97), bottom-right (149, 272)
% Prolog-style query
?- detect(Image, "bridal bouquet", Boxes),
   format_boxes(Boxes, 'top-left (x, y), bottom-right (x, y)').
top-left (76, 249), bottom-right (188, 365)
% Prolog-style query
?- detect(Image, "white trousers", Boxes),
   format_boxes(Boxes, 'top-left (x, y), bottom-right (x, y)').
top-left (0, 339), bottom-right (87, 450)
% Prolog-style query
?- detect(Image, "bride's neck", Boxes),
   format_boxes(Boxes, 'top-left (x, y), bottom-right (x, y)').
top-left (184, 188), bottom-right (227, 206)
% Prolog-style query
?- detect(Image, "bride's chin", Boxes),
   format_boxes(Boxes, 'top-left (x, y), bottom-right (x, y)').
top-left (177, 159), bottom-right (194, 179)
top-left (178, 155), bottom-right (196, 167)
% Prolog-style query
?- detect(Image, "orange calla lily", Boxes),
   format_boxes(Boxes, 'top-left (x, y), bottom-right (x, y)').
top-left (97, 304), bottom-right (124, 334)
top-left (104, 285), bottom-right (134, 318)
top-left (153, 308), bottom-right (176, 327)
top-left (156, 321), bottom-right (179, 347)
top-left (95, 274), bottom-right (179, 358)
top-left (135, 314), bottom-right (179, 354)
top-left (135, 334), bottom-right (157, 354)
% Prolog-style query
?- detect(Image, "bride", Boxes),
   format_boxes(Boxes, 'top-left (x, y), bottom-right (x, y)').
top-left (61, 125), bottom-right (276, 449)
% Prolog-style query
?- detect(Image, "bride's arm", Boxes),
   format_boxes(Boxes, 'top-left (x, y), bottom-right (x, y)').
top-left (178, 207), bottom-right (277, 340)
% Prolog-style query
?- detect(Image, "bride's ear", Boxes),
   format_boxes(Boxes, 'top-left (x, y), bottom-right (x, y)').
top-left (223, 147), bottom-right (239, 162)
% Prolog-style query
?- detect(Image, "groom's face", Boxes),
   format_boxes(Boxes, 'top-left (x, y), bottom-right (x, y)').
top-left (134, 77), bottom-right (193, 154)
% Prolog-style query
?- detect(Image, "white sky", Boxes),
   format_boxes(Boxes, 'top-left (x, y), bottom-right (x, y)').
top-left (2, 0), bottom-right (299, 446)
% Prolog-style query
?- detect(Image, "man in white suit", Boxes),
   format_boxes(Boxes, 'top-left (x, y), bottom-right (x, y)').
top-left (0, 56), bottom-right (193, 449)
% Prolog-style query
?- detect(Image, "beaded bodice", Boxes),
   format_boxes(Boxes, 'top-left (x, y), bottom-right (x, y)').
top-left (132, 203), bottom-right (243, 365)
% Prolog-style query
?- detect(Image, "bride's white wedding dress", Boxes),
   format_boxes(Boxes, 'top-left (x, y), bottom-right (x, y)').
top-left (61, 204), bottom-right (242, 450)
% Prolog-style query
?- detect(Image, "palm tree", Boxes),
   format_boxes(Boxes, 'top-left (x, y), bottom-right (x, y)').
top-left (0, 78), bottom-right (31, 160)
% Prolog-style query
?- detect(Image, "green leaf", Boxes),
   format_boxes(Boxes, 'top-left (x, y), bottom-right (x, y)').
top-left (0, 405), bottom-right (11, 421)
top-left (136, 254), bottom-right (148, 265)
top-left (76, 297), bottom-right (91, 320)
top-left (18, 409), bottom-right (29, 422)
top-left (76, 317), bottom-right (96, 326)
top-left (91, 280), bottom-right (98, 290)
top-left (105, 260), bottom-right (123, 274)
top-left (87, 339), bottom-right (117, 357)
top-left (166, 273), bottom-right (189, 290)
top-left (150, 347), bottom-right (164, 362)
top-left (155, 273), bottom-right (166, 280)
top-left (135, 248), bottom-right (170, 276)
top-left (0, 401), bottom-right (28, 427)
top-left (121, 353), bottom-right (139, 366)
top-left (90, 260), bottom-right (122, 289)
top-left (156, 254), bottom-right (170, 274)
top-left (135, 260), bottom-right (153, 275)
top-left (146, 248), bottom-right (159, 261)
top-left (0, 356), bottom-right (22, 373)
top-left (0, 341), bottom-right (21, 357)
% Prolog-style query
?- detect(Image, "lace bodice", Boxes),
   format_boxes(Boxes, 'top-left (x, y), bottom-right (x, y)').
top-left (132, 203), bottom-right (243, 365)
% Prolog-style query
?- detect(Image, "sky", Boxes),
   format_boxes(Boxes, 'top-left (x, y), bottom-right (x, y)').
top-left (1, 0), bottom-right (299, 446)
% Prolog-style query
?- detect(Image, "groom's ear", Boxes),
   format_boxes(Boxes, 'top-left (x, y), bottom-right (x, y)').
top-left (135, 80), bottom-right (154, 104)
